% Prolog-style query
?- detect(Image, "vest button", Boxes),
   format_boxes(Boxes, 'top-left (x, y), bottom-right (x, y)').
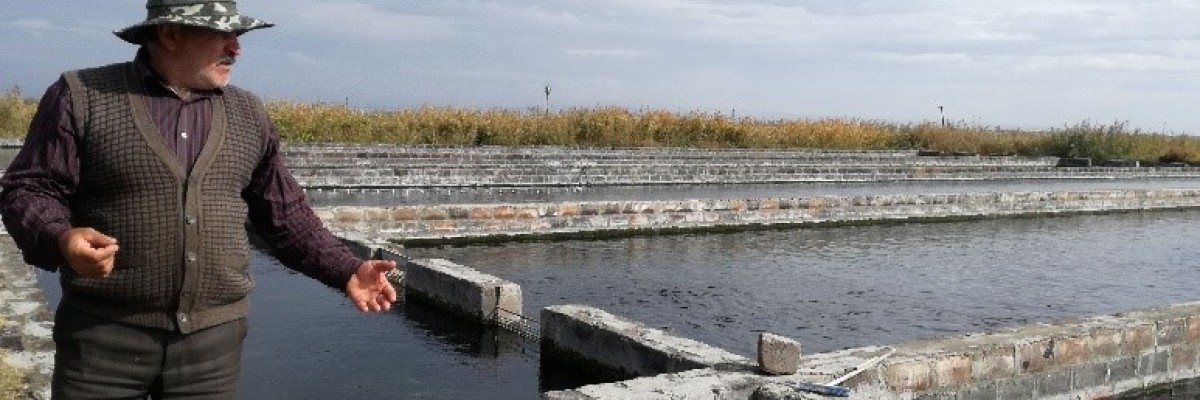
top-left (177, 313), bottom-right (189, 323)
top-left (186, 215), bottom-right (197, 225)
top-left (186, 252), bottom-right (197, 262)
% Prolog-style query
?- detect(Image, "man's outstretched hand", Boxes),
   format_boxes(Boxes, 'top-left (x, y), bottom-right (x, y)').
top-left (59, 227), bottom-right (119, 278)
top-left (345, 260), bottom-right (398, 312)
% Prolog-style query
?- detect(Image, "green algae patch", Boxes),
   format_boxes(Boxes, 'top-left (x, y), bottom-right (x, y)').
top-left (0, 351), bottom-right (28, 399)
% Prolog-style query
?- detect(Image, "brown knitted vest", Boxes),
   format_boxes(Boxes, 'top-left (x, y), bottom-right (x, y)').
top-left (61, 62), bottom-right (267, 333)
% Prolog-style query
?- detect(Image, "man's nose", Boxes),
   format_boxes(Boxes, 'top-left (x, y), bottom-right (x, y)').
top-left (225, 35), bottom-right (241, 56)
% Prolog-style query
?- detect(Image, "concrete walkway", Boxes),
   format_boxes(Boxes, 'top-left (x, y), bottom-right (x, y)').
top-left (0, 236), bottom-right (53, 400)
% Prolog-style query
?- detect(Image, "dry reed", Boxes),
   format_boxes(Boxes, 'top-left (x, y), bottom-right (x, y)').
top-left (2, 90), bottom-right (1200, 164)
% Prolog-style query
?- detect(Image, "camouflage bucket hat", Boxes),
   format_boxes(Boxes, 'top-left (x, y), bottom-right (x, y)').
top-left (115, 0), bottom-right (274, 45)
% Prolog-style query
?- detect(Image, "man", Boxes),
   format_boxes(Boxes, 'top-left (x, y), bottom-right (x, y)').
top-left (0, 1), bottom-right (398, 398)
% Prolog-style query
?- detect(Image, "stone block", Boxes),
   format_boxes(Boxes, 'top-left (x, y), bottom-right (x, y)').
top-left (363, 207), bottom-right (391, 221)
top-left (884, 358), bottom-right (933, 392)
top-left (540, 305), bottom-right (749, 379)
top-left (995, 375), bottom-right (1037, 400)
top-left (467, 207), bottom-right (494, 219)
top-left (1108, 356), bottom-right (1138, 384)
top-left (403, 258), bottom-right (522, 326)
top-left (970, 345), bottom-right (1015, 380)
top-left (951, 382), bottom-right (997, 400)
top-left (333, 208), bottom-right (364, 223)
top-left (445, 206), bottom-right (471, 219)
top-left (1122, 324), bottom-right (1155, 355)
top-left (1185, 316), bottom-right (1200, 345)
top-left (419, 207), bottom-right (450, 220)
top-left (757, 333), bottom-right (801, 375)
top-left (1090, 327), bottom-right (1123, 359)
top-left (1071, 362), bottom-right (1108, 393)
top-left (1016, 338), bottom-right (1053, 373)
top-left (494, 206), bottom-right (516, 219)
top-left (1140, 350), bottom-right (1168, 376)
top-left (391, 207), bottom-right (419, 221)
top-left (1170, 345), bottom-right (1197, 372)
top-left (516, 207), bottom-right (540, 219)
top-left (558, 203), bottom-right (581, 217)
top-left (1157, 318), bottom-right (1187, 347)
top-left (1037, 370), bottom-right (1072, 397)
top-left (913, 388), bottom-right (956, 400)
top-left (933, 354), bottom-right (972, 387)
top-left (1053, 335), bottom-right (1092, 366)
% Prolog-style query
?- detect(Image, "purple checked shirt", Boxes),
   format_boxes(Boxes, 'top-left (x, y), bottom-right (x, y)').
top-left (0, 50), bottom-right (361, 290)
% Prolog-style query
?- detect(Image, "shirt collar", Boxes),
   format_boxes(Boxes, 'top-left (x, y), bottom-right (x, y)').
top-left (134, 48), bottom-right (223, 100)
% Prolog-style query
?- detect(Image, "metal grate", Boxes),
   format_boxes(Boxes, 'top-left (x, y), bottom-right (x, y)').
top-left (495, 306), bottom-right (541, 342)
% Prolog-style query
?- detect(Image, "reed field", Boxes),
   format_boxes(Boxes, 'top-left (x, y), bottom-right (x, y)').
top-left (3, 86), bottom-right (1200, 164)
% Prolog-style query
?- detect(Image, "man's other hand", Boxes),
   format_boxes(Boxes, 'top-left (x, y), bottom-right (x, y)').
top-left (345, 260), bottom-right (398, 312)
top-left (58, 227), bottom-right (119, 278)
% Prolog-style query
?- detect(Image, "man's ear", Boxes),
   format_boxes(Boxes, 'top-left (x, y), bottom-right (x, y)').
top-left (154, 25), bottom-right (183, 51)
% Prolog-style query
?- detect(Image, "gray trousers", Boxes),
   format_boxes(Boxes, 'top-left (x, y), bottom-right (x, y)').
top-left (51, 303), bottom-right (247, 400)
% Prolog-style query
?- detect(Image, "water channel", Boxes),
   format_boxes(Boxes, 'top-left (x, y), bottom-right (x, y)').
top-left (30, 179), bottom-right (1200, 399)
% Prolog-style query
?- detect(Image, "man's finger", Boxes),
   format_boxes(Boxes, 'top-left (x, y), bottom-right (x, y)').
top-left (96, 245), bottom-right (120, 259)
top-left (371, 260), bottom-right (395, 274)
top-left (382, 283), bottom-right (397, 303)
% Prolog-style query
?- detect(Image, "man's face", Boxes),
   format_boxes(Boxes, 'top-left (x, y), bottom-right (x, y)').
top-left (175, 26), bottom-right (241, 90)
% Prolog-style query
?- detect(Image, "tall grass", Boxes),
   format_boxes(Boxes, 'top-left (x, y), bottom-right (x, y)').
top-left (0, 87), bottom-right (36, 136)
top-left (3, 91), bottom-right (1200, 164)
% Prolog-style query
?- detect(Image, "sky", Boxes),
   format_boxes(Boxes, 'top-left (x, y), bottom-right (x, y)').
top-left (4, 0), bottom-right (1200, 134)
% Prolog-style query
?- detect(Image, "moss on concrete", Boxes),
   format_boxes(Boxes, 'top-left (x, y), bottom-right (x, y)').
top-left (0, 354), bottom-right (27, 399)
top-left (0, 315), bottom-right (30, 398)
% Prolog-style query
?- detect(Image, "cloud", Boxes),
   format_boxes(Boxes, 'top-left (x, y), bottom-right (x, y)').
top-left (474, 2), bottom-right (581, 26)
top-left (269, 1), bottom-right (454, 42)
top-left (864, 52), bottom-right (979, 66)
top-left (865, 49), bottom-right (1200, 74)
top-left (11, 19), bottom-right (55, 30)
top-left (284, 51), bottom-right (323, 68)
top-left (565, 48), bottom-right (647, 60)
top-left (5, 16), bottom-right (123, 41)
top-left (1018, 53), bottom-right (1200, 73)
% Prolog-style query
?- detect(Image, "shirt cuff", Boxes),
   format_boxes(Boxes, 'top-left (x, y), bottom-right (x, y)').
top-left (31, 222), bottom-right (71, 269)
top-left (327, 253), bottom-right (364, 291)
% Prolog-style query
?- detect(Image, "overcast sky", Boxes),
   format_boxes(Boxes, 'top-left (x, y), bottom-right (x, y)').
top-left (4, 0), bottom-right (1200, 133)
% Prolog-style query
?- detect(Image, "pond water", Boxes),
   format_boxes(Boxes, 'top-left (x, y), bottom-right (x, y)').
top-left (404, 209), bottom-right (1200, 357)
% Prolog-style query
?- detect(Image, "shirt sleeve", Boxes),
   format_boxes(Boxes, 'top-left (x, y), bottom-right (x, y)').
top-left (0, 77), bottom-right (80, 270)
top-left (243, 114), bottom-right (362, 291)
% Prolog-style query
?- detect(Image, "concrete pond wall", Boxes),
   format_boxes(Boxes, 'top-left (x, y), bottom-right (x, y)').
top-left (315, 189), bottom-right (1200, 246)
top-left (539, 301), bottom-right (1200, 400)
top-left (276, 143), bottom-right (1198, 188)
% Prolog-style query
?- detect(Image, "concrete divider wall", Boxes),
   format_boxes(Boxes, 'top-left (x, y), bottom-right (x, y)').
top-left (280, 144), bottom-right (960, 164)
top-left (542, 302), bottom-right (1200, 400)
top-left (833, 302), bottom-right (1200, 399)
top-left (541, 305), bottom-right (750, 381)
top-left (402, 258), bottom-right (523, 326)
top-left (271, 144), bottom-right (1198, 188)
top-left (315, 189), bottom-right (1200, 244)
top-left (290, 166), bottom-right (1200, 188)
